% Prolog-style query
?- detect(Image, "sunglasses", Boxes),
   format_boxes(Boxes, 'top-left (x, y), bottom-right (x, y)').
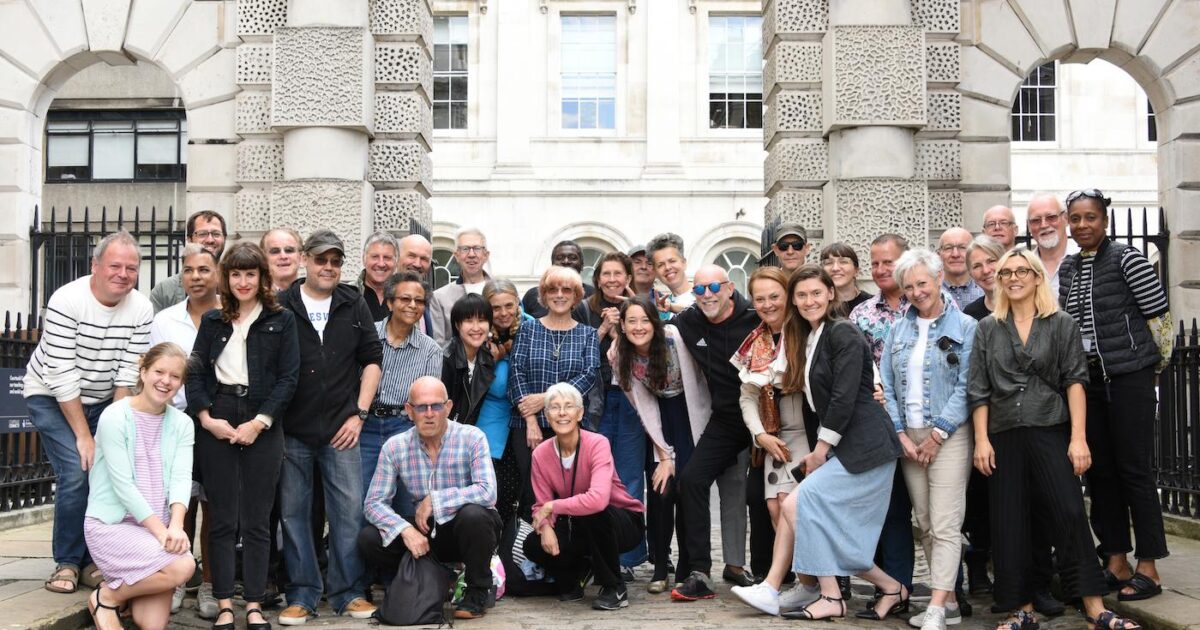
top-left (409, 401), bottom-right (448, 415)
top-left (766, 457), bottom-right (790, 485)
top-left (937, 337), bottom-right (959, 366)
top-left (267, 247), bottom-right (297, 255)
top-left (312, 255), bottom-right (344, 268)
top-left (692, 281), bottom-right (730, 296)
top-left (1066, 188), bottom-right (1110, 208)
top-left (775, 240), bottom-right (806, 252)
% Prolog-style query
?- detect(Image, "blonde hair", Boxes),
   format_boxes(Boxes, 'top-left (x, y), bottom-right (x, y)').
top-left (136, 342), bottom-right (189, 393)
top-left (538, 266), bottom-right (585, 308)
top-left (992, 249), bottom-right (1059, 321)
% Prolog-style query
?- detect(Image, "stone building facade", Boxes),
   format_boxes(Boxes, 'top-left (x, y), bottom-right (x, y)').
top-left (0, 0), bottom-right (1197, 317)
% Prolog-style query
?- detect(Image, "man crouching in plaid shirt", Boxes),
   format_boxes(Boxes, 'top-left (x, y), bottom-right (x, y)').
top-left (358, 376), bottom-right (501, 619)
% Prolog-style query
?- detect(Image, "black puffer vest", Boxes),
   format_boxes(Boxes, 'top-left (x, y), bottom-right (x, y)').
top-left (1058, 238), bottom-right (1159, 378)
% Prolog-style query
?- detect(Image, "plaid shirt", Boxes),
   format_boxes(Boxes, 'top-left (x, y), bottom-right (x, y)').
top-left (507, 319), bottom-right (600, 428)
top-left (363, 421), bottom-right (497, 546)
top-left (847, 293), bottom-right (909, 365)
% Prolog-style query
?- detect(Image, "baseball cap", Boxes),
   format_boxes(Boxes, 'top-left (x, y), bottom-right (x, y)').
top-left (775, 223), bottom-right (808, 244)
top-left (303, 229), bottom-right (345, 256)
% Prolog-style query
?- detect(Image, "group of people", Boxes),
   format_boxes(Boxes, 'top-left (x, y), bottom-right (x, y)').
top-left (22, 187), bottom-right (1169, 630)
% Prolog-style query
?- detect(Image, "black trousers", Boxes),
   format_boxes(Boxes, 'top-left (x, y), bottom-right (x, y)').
top-left (964, 469), bottom-right (1056, 592)
top-left (1085, 366), bottom-right (1169, 561)
top-left (198, 393), bottom-right (284, 602)
top-left (647, 468), bottom-right (689, 582)
top-left (523, 507), bottom-right (644, 589)
top-left (678, 419), bottom-right (750, 575)
top-left (746, 464), bottom-right (775, 578)
top-left (989, 426), bottom-right (1106, 610)
top-left (512, 426), bottom-right (555, 520)
top-left (357, 504), bottom-right (502, 590)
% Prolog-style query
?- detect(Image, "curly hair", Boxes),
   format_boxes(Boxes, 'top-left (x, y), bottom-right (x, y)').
top-left (218, 242), bottom-right (280, 323)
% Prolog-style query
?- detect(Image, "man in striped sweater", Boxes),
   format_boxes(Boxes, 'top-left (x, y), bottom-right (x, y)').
top-left (24, 230), bottom-right (154, 594)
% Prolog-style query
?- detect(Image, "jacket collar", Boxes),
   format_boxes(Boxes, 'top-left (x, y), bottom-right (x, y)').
top-left (446, 336), bottom-right (496, 370)
top-left (902, 290), bottom-right (968, 344)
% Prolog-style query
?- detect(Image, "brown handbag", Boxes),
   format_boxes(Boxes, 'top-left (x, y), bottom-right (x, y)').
top-left (751, 386), bottom-right (782, 468)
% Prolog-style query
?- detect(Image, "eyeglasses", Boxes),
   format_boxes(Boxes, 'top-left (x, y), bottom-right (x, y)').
top-left (983, 220), bottom-right (1015, 230)
top-left (1027, 212), bottom-right (1065, 228)
top-left (267, 247), bottom-right (297, 255)
top-left (996, 267), bottom-right (1038, 281)
top-left (1066, 188), bottom-right (1110, 208)
top-left (938, 244), bottom-right (968, 253)
top-left (547, 403), bottom-right (579, 414)
top-left (937, 337), bottom-right (959, 366)
top-left (392, 296), bottom-right (427, 306)
top-left (692, 281), bottom-right (730, 296)
top-left (409, 401), bottom-right (448, 415)
top-left (775, 240), bottom-right (806, 252)
top-left (457, 245), bottom-right (487, 254)
top-left (193, 230), bottom-right (224, 239)
top-left (312, 255), bottom-right (344, 268)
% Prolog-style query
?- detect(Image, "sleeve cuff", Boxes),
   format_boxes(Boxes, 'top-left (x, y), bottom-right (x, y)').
top-left (932, 418), bottom-right (958, 435)
top-left (253, 414), bottom-right (273, 429)
top-left (817, 426), bottom-right (843, 447)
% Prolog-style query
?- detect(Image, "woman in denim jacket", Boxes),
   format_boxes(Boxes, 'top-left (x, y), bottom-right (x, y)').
top-left (880, 249), bottom-right (976, 630)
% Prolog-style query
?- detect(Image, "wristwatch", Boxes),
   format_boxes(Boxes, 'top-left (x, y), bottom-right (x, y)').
top-left (933, 428), bottom-right (950, 443)
top-left (357, 407), bottom-right (370, 421)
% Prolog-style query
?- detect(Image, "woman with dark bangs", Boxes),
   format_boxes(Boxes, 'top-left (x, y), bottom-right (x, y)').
top-left (819, 242), bottom-right (872, 314)
top-left (187, 242), bottom-right (299, 630)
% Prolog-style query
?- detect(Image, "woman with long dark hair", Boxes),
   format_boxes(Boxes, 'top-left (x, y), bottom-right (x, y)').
top-left (188, 243), bottom-right (299, 630)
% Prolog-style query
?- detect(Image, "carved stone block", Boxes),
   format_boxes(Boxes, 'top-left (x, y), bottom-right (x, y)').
top-left (910, 0), bottom-right (960, 34)
top-left (915, 139), bottom-right (961, 181)
top-left (236, 43), bottom-right (273, 85)
top-left (374, 189), bottom-right (433, 233)
top-left (237, 0), bottom-right (286, 37)
top-left (829, 178), bottom-right (929, 252)
top-left (926, 42), bottom-right (960, 83)
top-left (925, 91), bottom-right (961, 132)
top-left (375, 42), bottom-right (433, 99)
top-left (764, 42), bottom-right (822, 97)
top-left (765, 138), bottom-right (829, 195)
top-left (824, 26), bottom-right (926, 130)
top-left (270, 180), bottom-right (372, 277)
top-left (928, 189), bottom-right (963, 231)
top-left (375, 92), bottom-right (432, 148)
top-left (235, 187), bottom-right (272, 233)
top-left (236, 141), bottom-right (284, 182)
top-left (763, 0), bottom-right (829, 46)
top-left (236, 91), bottom-right (273, 135)
top-left (367, 141), bottom-right (432, 192)
top-left (369, 0), bottom-right (433, 51)
top-left (764, 189), bottom-right (823, 235)
top-left (765, 90), bottom-right (822, 146)
top-left (272, 27), bottom-right (371, 129)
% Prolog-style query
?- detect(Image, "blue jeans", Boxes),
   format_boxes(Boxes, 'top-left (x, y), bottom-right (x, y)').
top-left (598, 389), bottom-right (648, 568)
top-left (874, 465), bottom-right (915, 590)
top-left (280, 435), bottom-right (367, 613)
top-left (27, 395), bottom-right (109, 569)
top-left (359, 415), bottom-right (415, 522)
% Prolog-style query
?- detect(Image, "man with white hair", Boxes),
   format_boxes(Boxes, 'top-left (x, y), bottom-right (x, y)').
top-left (982, 205), bottom-right (1018, 250)
top-left (358, 231), bottom-right (399, 321)
top-left (429, 227), bottom-right (490, 346)
top-left (1026, 192), bottom-right (1072, 294)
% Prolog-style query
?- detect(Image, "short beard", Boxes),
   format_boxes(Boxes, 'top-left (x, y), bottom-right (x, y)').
top-left (1035, 232), bottom-right (1061, 250)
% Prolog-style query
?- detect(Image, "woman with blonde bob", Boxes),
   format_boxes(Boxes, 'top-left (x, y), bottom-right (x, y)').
top-left (968, 250), bottom-right (1141, 630)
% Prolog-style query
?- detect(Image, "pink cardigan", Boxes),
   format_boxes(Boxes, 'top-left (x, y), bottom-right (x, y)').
top-left (530, 431), bottom-right (645, 532)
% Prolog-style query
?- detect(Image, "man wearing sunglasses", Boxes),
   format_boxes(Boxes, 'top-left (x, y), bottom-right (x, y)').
top-left (671, 265), bottom-right (769, 601)
top-left (149, 210), bottom-right (229, 313)
top-left (277, 229), bottom-right (384, 625)
top-left (772, 223), bottom-right (811, 274)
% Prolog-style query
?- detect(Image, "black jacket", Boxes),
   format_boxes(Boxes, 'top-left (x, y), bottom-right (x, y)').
top-left (279, 280), bottom-right (383, 445)
top-left (671, 291), bottom-right (761, 426)
top-left (441, 338), bottom-right (497, 426)
top-left (807, 319), bottom-right (900, 474)
top-left (186, 307), bottom-right (300, 424)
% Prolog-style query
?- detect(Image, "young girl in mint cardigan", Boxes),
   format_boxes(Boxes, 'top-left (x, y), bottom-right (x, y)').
top-left (84, 342), bottom-right (196, 630)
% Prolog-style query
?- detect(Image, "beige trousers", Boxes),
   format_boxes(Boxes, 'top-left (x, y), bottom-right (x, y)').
top-left (900, 425), bottom-right (973, 592)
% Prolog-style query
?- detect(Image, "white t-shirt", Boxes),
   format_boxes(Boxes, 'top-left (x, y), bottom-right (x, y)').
top-left (464, 281), bottom-right (486, 295)
top-left (904, 317), bottom-right (934, 429)
top-left (301, 291), bottom-right (333, 341)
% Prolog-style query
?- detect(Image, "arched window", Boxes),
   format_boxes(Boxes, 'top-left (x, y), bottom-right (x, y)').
top-left (579, 246), bottom-right (607, 284)
top-left (432, 247), bottom-right (460, 290)
top-left (713, 248), bottom-right (759, 295)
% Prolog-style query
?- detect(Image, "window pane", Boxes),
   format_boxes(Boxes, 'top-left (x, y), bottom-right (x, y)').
top-left (48, 135), bottom-right (88, 167)
top-left (138, 133), bottom-right (177, 164)
top-left (434, 76), bottom-right (450, 101)
top-left (48, 121), bottom-right (89, 133)
top-left (434, 16), bottom-right (450, 44)
top-left (450, 76), bottom-right (468, 100)
top-left (449, 16), bottom-right (468, 44)
top-left (434, 44), bottom-right (450, 72)
top-left (562, 100), bottom-right (579, 129)
top-left (451, 43), bottom-right (467, 71)
top-left (136, 120), bottom-right (178, 131)
top-left (728, 101), bottom-right (745, 128)
top-left (450, 103), bottom-right (467, 130)
top-left (92, 131), bottom-right (134, 179)
top-left (580, 100), bottom-right (597, 128)
top-left (180, 128), bottom-right (188, 164)
top-left (433, 103), bottom-right (449, 129)
top-left (561, 14), bottom-right (615, 130)
top-left (599, 99), bottom-right (614, 129)
top-left (710, 101), bottom-right (726, 128)
top-left (746, 101), bottom-right (763, 129)
top-left (708, 15), bottom-right (762, 129)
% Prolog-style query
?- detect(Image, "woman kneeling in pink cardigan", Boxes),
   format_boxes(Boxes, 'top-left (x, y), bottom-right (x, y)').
top-left (527, 382), bottom-right (646, 611)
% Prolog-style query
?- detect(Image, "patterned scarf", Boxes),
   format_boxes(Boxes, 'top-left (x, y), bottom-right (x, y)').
top-left (731, 321), bottom-right (781, 376)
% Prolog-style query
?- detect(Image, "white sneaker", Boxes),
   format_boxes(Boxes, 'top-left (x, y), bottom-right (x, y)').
top-left (920, 605), bottom-right (948, 630)
top-left (731, 582), bottom-right (780, 616)
top-left (909, 604), bottom-right (962, 627)
top-left (171, 584), bottom-right (185, 613)
top-left (197, 582), bottom-right (219, 620)
top-left (779, 583), bottom-right (821, 610)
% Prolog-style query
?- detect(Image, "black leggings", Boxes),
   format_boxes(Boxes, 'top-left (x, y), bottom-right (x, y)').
top-left (523, 507), bottom-right (644, 590)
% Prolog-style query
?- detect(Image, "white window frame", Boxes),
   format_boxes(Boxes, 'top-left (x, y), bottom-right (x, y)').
top-left (703, 12), bottom-right (765, 133)
top-left (432, 14), bottom-right (472, 134)
top-left (1011, 61), bottom-right (1058, 147)
top-left (547, 5), bottom-right (624, 137)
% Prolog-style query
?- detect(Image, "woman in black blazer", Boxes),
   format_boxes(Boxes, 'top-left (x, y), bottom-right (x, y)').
top-left (730, 265), bottom-right (902, 622)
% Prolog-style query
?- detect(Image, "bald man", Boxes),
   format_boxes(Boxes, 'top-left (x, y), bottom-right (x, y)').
top-left (937, 228), bottom-right (984, 306)
top-left (982, 205), bottom-right (1018, 250)
top-left (397, 234), bottom-right (433, 276)
top-left (670, 265), bottom-right (771, 601)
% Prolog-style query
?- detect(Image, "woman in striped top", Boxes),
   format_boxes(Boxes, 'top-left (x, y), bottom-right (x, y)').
top-left (84, 342), bottom-right (196, 630)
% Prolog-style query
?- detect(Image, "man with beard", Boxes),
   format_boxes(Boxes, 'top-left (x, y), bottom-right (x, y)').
top-left (1026, 192), bottom-right (1074, 294)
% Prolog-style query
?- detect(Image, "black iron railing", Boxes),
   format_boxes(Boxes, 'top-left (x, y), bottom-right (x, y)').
top-left (0, 312), bottom-right (54, 512)
top-left (1158, 320), bottom-right (1200, 519)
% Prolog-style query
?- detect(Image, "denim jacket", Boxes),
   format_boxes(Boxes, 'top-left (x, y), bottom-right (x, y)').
top-left (880, 292), bottom-right (976, 435)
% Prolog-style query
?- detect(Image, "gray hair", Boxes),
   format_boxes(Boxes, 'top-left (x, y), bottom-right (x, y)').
top-left (1026, 191), bottom-right (1065, 214)
top-left (483, 278), bottom-right (519, 302)
top-left (545, 382), bottom-right (584, 410)
top-left (646, 232), bottom-right (685, 260)
top-left (93, 230), bottom-right (140, 263)
top-left (966, 234), bottom-right (1006, 263)
top-left (893, 248), bottom-right (943, 287)
top-left (180, 242), bottom-right (218, 265)
top-left (454, 226), bottom-right (487, 248)
top-left (363, 230), bottom-right (398, 259)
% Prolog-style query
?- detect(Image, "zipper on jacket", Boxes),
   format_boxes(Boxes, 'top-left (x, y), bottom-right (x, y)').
top-left (1124, 314), bottom-right (1138, 351)
top-left (1081, 266), bottom-right (1112, 399)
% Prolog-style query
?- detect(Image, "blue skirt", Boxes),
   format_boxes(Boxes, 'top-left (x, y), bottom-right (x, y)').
top-left (792, 455), bottom-right (895, 576)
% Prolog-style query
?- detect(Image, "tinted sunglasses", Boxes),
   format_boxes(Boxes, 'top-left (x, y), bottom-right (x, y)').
top-left (938, 337), bottom-right (959, 366)
top-left (1066, 188), bottom-right (1111, 208)
top-left (693, 281), bottom-right (730, 296)
top-left (775, 240), bottom-right (807, 252)
top-left (410, 402), bottom-right (447, 414)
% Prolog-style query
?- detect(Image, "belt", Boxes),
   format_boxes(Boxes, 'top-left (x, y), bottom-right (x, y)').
top-left (216, 383), bottom-right (249, 398)
top-left (370, 404), bottom-right (405, 417)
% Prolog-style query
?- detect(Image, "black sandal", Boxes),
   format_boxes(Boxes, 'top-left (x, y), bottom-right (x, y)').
top-left (781, 594), bottom-right (845, 621)
top-left (212, 606), bottom-right (235, 630)
top-left (246, 607), bottom-right (271, 630)
top-left (1087, 610), bottom-right (1142, 630)
top-left (1103, 568), bottom-right (1128, 591)
top-left (88, 589), bottom-right (121, 630)
top-left (854, 584), bottom-right (909, 620)
top-left (1117, 572), bottom-right (1162, 601)
top-left (998, 609), bottom-right (1039, 630)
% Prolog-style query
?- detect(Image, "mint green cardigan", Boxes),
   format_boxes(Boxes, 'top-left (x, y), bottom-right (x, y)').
top-left (85, 398), bottom-right (195, 525)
